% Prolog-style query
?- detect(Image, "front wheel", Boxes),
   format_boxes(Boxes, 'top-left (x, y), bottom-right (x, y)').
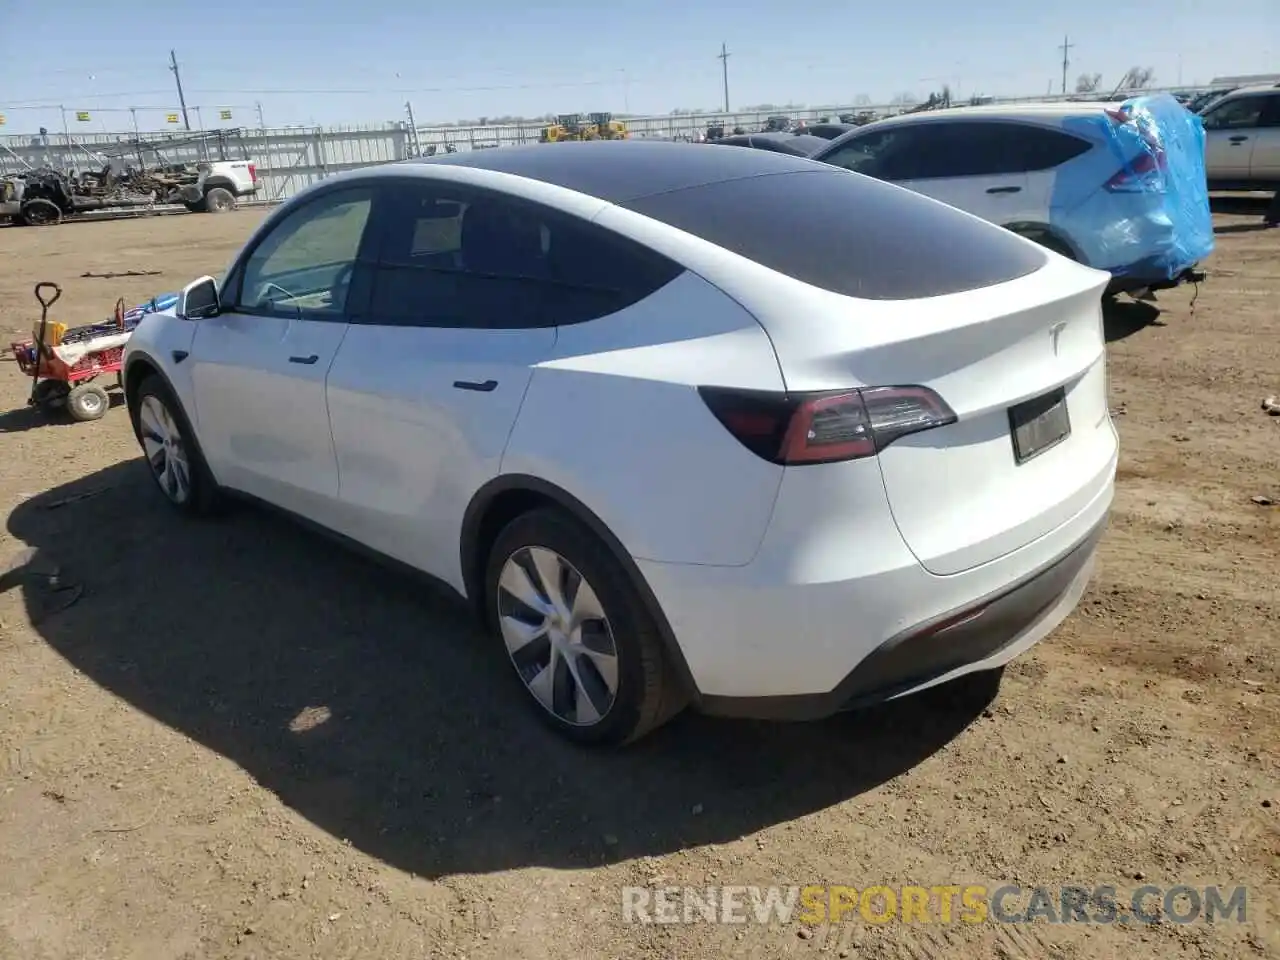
top-left (484, 508), bottom-right (686, 746)
top-left (130, 376), bottom-right (221, 515)
top-left (66, 383), bottom-right (109, 422)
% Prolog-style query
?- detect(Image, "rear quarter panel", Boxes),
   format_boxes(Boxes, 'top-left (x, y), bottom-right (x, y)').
top-left (499, 271), bottom-right (786, 567)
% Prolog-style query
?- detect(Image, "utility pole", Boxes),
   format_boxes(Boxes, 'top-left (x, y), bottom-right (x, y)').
top-left (718, 43), bottom-right (731, 113)
top-left (1058, 34), bottom-right (1074, 96)
top-left (255, 100), bottom-right (265, 130)
top-left (169, 49), bottom-right (191, 130)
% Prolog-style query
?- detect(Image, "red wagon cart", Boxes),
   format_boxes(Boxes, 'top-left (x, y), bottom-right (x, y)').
top-left (10, 283), bottom-right (175, 423)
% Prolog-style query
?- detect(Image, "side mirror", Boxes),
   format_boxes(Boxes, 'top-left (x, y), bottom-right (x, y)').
top-left (178, 275), bottom-right (220, 321)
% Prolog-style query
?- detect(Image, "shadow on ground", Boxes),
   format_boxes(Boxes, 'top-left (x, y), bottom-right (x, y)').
top-left (1209, 194), bottom-right (1272, 218)
top-left (0, 392), bottom-right (126, 434)
top-left (1103, 298), bottom-right (1163, 343)
top-left (6, 461), bottom-right (992, 879)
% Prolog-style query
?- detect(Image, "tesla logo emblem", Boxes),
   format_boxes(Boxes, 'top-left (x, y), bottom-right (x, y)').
top-left (1049, 321), bottom-right (1068, 355)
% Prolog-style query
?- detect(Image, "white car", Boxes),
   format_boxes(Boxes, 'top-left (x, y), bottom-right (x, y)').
top-left (123, 141), bottom-right (1118, 746)
top-left (810, 102), bottom-right (1203, 296)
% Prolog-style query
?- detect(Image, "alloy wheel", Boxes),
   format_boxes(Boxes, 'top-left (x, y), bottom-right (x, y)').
top-left (138, 395), bottom-right (191, 504)
top-left (496, 546), bottom-right (620, 726)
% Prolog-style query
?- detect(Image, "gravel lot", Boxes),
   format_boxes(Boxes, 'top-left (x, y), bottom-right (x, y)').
top-left (0, 207), bottom-right (1276, 960)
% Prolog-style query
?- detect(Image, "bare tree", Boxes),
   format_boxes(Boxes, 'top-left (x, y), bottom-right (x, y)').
top-left (889, 92), bottom-right (918, 106)
top-left (1075, 72), bottom-right (1103, 93)
top-left (1118, 66), bottom-right (1156, 90)
top-left (854, 94), bottom-right (872, 106)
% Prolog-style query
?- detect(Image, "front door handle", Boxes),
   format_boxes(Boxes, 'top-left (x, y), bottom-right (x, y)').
top-left (288, 354), bottom-right (319, 365)
top-left (453, 379), bottom-right (498, 392)
top-left (1228, 135), bottom-right (1250, 143)
top-left (986, 185), bottom-right (1022, 194)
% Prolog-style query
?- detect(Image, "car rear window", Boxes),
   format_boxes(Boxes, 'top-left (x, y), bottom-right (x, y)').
top-left (622, 169), bottom-right (1046, 300)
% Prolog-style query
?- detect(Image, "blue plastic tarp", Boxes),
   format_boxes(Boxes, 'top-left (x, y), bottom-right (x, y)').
top-left (1053, 93), bottom-right (1213, 280)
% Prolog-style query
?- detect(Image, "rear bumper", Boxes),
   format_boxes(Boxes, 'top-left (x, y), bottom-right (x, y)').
top-left (700, 516), bottom-right (1104, 720)
top-left (636, 449), bottom-right (1116, 715)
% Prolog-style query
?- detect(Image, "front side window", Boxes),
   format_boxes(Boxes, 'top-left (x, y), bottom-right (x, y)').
top-left (819, 128), bottom-right (916, 178)
top-left (364, 181), bottom-right (682, 329)
top-left (234, 187), bottom-right (374, 319)
top-left (1201, 96), bottom-right (1266, 130)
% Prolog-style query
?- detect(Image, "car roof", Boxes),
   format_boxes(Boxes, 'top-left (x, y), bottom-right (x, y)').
top-left (1218, 82), bottom-right (1280, 96)
top-left (868, 102), bottom-right (1118, 127)
top-left (408, 139), bottom-right (818, 203)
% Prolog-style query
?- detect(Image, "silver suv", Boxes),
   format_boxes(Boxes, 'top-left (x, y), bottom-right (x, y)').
top-left (1198, 83), bottom-right (1280, 190)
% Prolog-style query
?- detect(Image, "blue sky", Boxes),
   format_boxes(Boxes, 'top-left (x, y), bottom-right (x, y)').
top-left (2, 0), bottom-right (1276, 133)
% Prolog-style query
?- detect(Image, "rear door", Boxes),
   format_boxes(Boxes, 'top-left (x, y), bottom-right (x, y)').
top-left (324, 179), bottom-right (680, 588)
top-left (1200, 94), bottom-right (1267, 179)
top-left (880, 121), bottom-right (1034, 223)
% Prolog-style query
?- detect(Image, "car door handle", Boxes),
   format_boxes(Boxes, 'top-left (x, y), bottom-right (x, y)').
top-left (986, 185), bottom-right (1022, 194)
top-left (288, 354), bottom-right (319, 365)
top-left (1229, 135), bottom-right (1250, 143)
top-left (453, 379), bottom-right (498, 392)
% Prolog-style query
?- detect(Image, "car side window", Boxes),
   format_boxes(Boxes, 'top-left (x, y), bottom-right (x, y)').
top-left (1201, 97), bottom-right (1266, 130)
top-left (364, 181), bottom-right (683, 329)
top-left (233, 187), bottom-right (375, 320)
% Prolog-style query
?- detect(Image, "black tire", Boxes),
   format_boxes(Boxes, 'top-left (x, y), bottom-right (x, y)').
top-left (32, 379), bottom-right (70, 411)
top-left (129, 375), bottom-right (221, 516)
top-left (19, 198), bottom-right (62, 226)
top-left (483, 507), bottom-right (687, 746)
top-left (1015, 229), bottom-right (1075, 261)
top-left (203, 187), bottom-right (235, 214)
top-left (183, 200), bottom-right (206, 214)
top-left (65, 382), bottom-right (109, 422)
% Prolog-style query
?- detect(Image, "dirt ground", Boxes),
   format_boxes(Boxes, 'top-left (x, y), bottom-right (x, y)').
top-left (0, 206), bottom-right (1276, 960)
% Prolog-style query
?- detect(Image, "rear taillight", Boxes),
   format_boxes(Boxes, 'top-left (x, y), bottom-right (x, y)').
top-left (1104, 149), bottom-right (1167, 192)
top-left (698, 385), bottom-right (957, 465)
top-left (248, 163), bottom-right (257, 182)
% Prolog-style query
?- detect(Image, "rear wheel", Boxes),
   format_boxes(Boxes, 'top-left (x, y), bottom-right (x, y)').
top-left (203, 187), bottom-right (235, 214)
top-left (1013, 228), bottom-right (1075, 261)
top-left (484, 508), bottom-right (686, 746)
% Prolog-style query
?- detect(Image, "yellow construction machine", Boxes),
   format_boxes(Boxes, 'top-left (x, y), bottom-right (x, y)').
top-left (588, 112), bottom-right (629, 139)
top-left (541, 114), bottom-right (592, 142)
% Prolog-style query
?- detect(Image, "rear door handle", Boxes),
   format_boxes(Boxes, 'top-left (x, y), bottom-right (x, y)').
top-left (453, 379), bottom-right (498, 392)
top-left (1228, 135), bottom-right (1250, 143)
top-left (986, 185), bottom-right (1022, 194)
top-left (288, 354), bottom-right (319, 365)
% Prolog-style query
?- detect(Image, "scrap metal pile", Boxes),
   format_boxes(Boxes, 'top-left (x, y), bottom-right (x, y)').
top-left (1, 162), bottom-right (202, 225)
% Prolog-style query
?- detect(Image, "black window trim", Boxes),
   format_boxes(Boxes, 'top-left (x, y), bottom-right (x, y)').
top-left (222, 181), bottom-right (380, 323)
top-left (355, 174), bottom-right (686, 331)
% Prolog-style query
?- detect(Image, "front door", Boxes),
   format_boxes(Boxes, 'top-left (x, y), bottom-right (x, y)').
top-left (1201, 94), bottom-right (1268, 180)
top-left (189, 185), bottom-right (376, 521)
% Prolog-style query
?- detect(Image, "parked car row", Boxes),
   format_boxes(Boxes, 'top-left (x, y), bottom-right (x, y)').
top-left (124, 138), bottom-right (1122, 746)
top-left (715, 90), bottom-right (1239, 297)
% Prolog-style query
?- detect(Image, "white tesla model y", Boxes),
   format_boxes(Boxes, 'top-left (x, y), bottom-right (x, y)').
top-left (124, 140), bottom-right (1118, 745)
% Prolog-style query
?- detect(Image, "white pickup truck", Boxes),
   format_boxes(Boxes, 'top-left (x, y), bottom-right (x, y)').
top-left (179, 159), bottom-right (260, 213)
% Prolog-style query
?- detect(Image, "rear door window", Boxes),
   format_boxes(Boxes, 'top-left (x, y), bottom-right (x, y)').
top-left (623, 168), bottom-right (1046, 300)
top-left (364, 181), bottom-right (683, 328)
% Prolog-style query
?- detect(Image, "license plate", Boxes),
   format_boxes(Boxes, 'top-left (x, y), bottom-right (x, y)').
top-left (1008, 387), bottom-right (1070, 464)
